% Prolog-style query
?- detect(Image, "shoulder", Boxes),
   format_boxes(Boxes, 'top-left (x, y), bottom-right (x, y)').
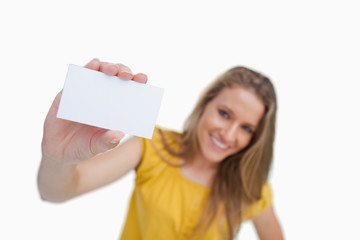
top-left (136, 126), bottom-right (181, 175)
top-left (139, 126), bottom-right (180, 155)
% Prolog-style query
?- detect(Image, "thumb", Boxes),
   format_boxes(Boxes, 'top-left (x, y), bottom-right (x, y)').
top-left (91, 130), bottom-right (125, 155)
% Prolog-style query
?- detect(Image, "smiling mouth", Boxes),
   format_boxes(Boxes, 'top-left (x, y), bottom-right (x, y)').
top-left (210, 136), bottom-right (229, 150)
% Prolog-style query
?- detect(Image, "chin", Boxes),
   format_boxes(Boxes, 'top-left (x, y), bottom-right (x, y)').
top-left (203, 151), bottom-right (229, 164)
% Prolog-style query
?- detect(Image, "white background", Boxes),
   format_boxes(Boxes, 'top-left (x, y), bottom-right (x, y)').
top-left (1, 0), bottom-right (359, 239)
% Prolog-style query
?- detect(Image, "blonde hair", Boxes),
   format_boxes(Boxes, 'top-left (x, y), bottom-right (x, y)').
top-left (159, 66), bottom-right (277, 239)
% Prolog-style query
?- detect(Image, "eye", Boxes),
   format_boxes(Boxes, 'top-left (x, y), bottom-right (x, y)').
top-left (241, 125), bottom-right (253, 133)
top-left (218, 109), bottom-right (230, 119)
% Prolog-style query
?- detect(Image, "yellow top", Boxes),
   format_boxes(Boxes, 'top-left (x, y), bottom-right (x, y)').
top-left (119, 128), bottom-right (272, 240)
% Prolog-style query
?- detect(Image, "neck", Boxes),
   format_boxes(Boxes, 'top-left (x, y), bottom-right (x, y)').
top-left (190, 153), bottom-right (219, 171)
top-left (179, 154), bottom-right (219, 188)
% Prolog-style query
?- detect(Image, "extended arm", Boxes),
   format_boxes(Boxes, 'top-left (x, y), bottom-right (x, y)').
top-left (38, 136), bottom-right (142, 202)
top-left (37, 59), bottom-right (147, 202)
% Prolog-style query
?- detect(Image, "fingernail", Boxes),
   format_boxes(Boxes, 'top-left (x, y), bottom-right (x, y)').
top-left (121, 66), bottom-right (133, 74)
top-left (122, 69), bottom-right (132, 74)
top-left (110, 138), bottom-right (122, 144)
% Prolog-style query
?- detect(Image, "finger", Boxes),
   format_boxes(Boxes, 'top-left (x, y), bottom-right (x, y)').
top-left (90, 130), bottom-right (125, 154)
top-left (99, 62), bottom-right (119, 76)
top-left (84, 58), bottom-right (101, 70)
top-left (99, 62), bottom-right (134, 80)
top-left (115, 64), bottom-right (133, 80)
top-left (132, 73), bottom-right (148, 84)
top-left (108, 130), bottom-right (126, 145)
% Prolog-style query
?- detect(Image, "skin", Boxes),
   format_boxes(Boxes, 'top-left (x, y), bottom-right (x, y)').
top-left (37, 59), bottom-right (283, 239)
top-left (38, 59), bottom-right (146, 201)
top-left (180, 87), bottom-right (265, 187)
top-left (196, 87), bottom-right (265, 165)
top-left (253, 205), bottom-right (284, 240)
top-left (181, 87), bottom-right (284, 239)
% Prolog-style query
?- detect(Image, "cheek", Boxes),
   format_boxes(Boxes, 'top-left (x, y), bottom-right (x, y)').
top-left (199, 119), bottom-right (218, 136)
top-left (236, 134), bottom-right (253, 150)
top-left (201, 110), bottom-right (223, 129)
top-left (197, 111), bottom-right (211, 131)
top-left (197, 112), bottom-right (218, 142)
top-left (197, 119), bottom-right (210, 141)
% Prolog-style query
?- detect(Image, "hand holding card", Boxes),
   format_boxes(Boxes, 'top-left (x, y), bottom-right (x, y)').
top-left (41, 59), bottom-right (162, 164)
top-left (57, 64), bottom-right (164, 139)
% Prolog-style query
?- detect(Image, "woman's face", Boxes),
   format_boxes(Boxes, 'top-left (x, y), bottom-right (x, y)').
top-left (196, 87), bottom-right (265, 164)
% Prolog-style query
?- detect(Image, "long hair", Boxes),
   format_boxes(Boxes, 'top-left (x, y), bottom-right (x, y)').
top-left (159, 66), bottom-right (277, 239)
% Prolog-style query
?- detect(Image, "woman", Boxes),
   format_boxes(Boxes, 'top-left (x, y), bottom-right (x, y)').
top-left (38, 59), bottom-right (284, 239)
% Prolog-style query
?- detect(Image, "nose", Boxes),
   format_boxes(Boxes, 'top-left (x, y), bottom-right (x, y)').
top-left (221, 123), bottom-right (238, 143)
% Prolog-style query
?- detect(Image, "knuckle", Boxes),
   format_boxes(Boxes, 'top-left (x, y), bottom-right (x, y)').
top-left (116, 64), bottom-right (132, 73)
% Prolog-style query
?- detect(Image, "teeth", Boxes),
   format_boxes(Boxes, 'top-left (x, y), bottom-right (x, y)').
top-left (211, 136), bottom-right (228, 149)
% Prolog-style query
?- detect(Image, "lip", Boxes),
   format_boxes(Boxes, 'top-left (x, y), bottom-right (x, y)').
top-left (209, 135), bottom-right (230, 152)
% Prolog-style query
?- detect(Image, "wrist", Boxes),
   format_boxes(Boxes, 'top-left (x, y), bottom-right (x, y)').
top-left (38, 156), bottom-right (79, 202)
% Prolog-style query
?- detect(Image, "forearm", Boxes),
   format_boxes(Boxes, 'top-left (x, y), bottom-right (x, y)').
top-left (37, 156), bottom-right (79, 203)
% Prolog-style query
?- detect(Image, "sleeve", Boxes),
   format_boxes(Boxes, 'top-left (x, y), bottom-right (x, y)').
top-left (242, 182), bottom-right (273, 221)
top-left (135, 128), bottom-right (166, 184)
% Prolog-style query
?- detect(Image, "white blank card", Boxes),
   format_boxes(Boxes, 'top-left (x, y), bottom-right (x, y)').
top-left (57, 64), bottom-right (164, 139)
